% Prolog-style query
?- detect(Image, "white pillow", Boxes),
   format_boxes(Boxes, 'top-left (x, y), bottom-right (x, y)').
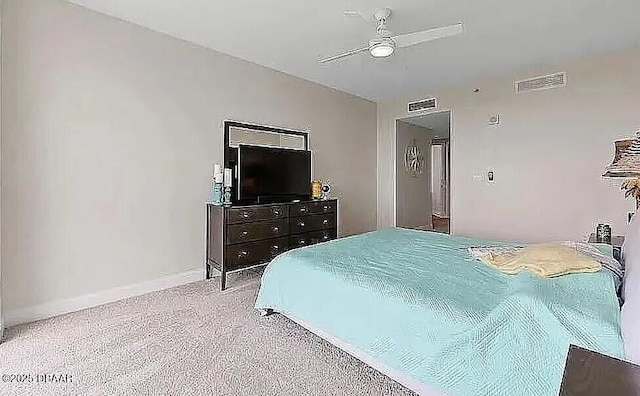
top-left (621, 212), bottom-right (640, 364)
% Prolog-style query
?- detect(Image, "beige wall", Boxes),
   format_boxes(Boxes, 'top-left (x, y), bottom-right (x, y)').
top-left (378, 47), bottom-right (640, 243)
top-left (395, 121), bottom-right (433, 230)
top-left (1, 0), bottom-right (377, 313)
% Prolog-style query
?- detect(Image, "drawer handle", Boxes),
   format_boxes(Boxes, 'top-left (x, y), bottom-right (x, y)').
top-left (299, 207), bottom-right (307, 213)
top-left (240, 231), bottom-right (249, 237)
top-left (238, 250), bottom-right (249, 258)
top-left (323, 234), bottom-right (329, 240)
top-left (272, 226), bottom-right (280, 233)
top-left (322, 219), bottom-right (329, 225)
top-left (323, 205), bottom-right (330, 211)
top-left (273, 210), bottom-right (281, 216)
top-left (299, 239), bottom-right (306, 245)
top-left (241, 212), bottom-right (250, 219)
top-left (271, 245), bottom-right (280, 251)
top-left (298, 221), bottom-right (305, 227)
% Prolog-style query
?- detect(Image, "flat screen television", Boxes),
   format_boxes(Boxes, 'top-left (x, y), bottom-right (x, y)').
top-left (237, 145), bottom-right (311, 203)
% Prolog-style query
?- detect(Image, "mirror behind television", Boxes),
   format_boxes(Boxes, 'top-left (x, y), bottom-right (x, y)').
top-left (224, 121), bottom-right (311, 204)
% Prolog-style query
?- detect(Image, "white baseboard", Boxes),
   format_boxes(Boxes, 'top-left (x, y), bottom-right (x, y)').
top-left (4, 269), bottom-right (205, 327)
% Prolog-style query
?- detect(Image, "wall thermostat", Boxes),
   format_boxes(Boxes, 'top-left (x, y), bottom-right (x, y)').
top-left (487, 171), bottom-right (495, 182)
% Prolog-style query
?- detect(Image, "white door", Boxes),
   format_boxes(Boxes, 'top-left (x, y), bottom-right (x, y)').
top-left (442, 141), bottom-right (450, 217)
top-left (431, 142), bottom-right (450, 218)
top-left (431, 145), bottom-right (444, 216)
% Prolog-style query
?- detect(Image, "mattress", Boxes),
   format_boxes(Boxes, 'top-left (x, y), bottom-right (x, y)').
top-left (255, 228), bottom-right (624, 396)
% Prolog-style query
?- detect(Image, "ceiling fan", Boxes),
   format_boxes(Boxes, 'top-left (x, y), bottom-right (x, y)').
top-left (319, 8), bottom-right (463, 64)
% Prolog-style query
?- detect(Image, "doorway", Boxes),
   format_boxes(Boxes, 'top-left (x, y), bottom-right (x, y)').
top-left (430, 138), bottom-right (450, 233)
top-left (395, 110), bottom-right (451, 233)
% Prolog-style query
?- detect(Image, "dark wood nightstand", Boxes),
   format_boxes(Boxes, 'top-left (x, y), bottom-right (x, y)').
top-left (560, 344), bottom-right (640, 395)
top-left (589, 233), bottom-right (625, 261)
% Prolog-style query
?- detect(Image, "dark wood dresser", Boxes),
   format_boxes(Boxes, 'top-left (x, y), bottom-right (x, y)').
top-left (206, 199), bottom-right (338, 290)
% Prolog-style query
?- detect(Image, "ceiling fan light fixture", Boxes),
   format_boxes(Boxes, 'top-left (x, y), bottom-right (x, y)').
top-left (319, 7), bottom-right (464, 64)
top-left (369, 38), bottom-right (395, 58)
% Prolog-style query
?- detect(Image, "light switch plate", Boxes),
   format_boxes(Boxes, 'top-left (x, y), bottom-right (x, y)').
top-left (488, 114), bottom-right (500, 126)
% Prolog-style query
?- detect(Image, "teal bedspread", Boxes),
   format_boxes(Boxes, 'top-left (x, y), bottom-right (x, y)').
top-left (255, 228), bottom-right (624, 396)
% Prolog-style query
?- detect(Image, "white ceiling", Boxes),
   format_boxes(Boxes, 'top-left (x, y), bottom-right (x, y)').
top-left (68, 0), bottom-right (640, 101)
top-left (403, 111), bottom-right (450, 139)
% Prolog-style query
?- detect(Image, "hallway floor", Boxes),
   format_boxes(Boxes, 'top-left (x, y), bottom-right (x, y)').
top-left (432, 214), bottom-right (450, 234)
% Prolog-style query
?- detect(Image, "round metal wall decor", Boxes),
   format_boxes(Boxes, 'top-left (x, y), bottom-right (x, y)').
top-left (404, 139), bottom-right (425, 178)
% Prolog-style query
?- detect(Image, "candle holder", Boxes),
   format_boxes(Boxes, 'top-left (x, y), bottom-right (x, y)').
top-left (212, 182), bottom-right (223, 205)
top-left (223, 186), bottom-right (232, 205)
top-left (211, 163), bottom-right (224, 205)
top-left (223, 168), bottom-right (233, 205)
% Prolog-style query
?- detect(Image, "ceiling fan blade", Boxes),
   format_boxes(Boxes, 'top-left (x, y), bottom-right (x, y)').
top-left (393, 23), bottom-right (464, 48)
top-left (318, 46), bottom-right (369, 64)
top-left (344, 10), bottom-right (367, 20)
top-left (344, 10), bottom-right (373, 26)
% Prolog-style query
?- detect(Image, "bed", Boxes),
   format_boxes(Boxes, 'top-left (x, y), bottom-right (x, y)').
top-left (254, 227), bottom-right (627, 396)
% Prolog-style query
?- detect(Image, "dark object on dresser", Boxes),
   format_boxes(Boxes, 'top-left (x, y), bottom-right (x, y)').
top-left (206, 199), bottom-right (338, 290)
top-left (588, 233), bottom-right (624, 261)
top-left (559, 344), bottom-right (640, 395)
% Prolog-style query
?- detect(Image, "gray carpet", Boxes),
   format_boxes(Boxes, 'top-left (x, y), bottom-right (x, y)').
top-left (0, 270), bottom-right (415, 395)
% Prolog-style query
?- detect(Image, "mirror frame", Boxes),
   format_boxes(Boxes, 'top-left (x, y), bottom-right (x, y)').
top-left (223, 121), bottom-right (309, 203)
top-left (223, 121), bottom-right (309, 168)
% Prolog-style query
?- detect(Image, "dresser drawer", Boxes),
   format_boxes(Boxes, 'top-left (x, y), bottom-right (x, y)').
top-left (290, 229), bottom-right (337, 248)
top-left (309, 229), bottom-right (337, 244)
top-left (227, 205), bottom-right (288, 224)
top-left (289, 234), bottom-right (312, 248)
top-left (226, 238), bottom-right (289, 270)
top-left (290, 213), bottom-right (336, 234)
top-left (290, 200), bottom-right (336, 217)
top-left (227, 219), bottom-right (289, 245)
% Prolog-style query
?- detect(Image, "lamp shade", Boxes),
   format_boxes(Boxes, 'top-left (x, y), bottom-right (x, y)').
top-left (603, 132), bottom-right (640, 178)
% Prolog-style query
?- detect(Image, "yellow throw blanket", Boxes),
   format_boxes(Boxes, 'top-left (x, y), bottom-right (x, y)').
top-left (478, 243), bottom-right (601, 277)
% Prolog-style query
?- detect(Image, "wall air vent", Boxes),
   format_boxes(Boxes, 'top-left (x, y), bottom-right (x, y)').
top-left (407, 98), bottom-right (437, 113)
top-left (515, 72), bottom-right (566, 94)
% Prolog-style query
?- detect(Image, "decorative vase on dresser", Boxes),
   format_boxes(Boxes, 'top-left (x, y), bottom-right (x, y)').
top-left (206, 199), bottom-right (338, 290)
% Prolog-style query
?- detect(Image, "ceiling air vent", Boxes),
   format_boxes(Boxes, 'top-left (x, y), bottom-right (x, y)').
top-left (407, 98), bottom-right (437, 113)
top-left (515, 72), bottom-right (566, 94)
